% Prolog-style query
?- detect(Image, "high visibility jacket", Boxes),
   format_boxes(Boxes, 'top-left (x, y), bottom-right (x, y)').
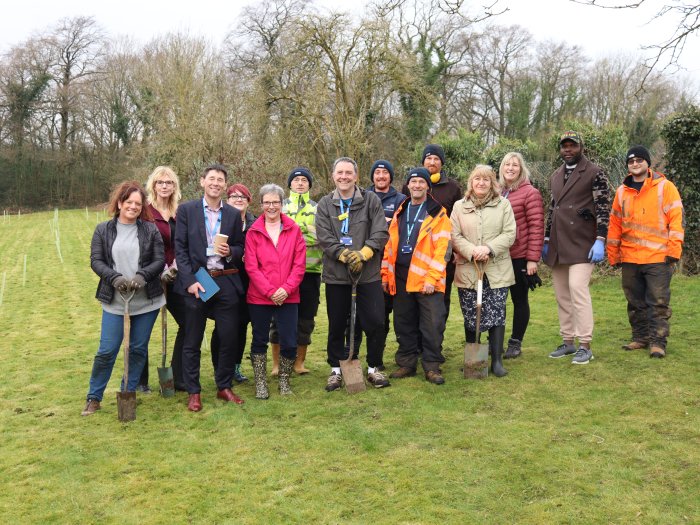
top-left (283, 191), bottom-right (322, 273)
top-left (607, 170), bottom-right (684, 265)
top-left (381, 196), bottom-right (451, 294)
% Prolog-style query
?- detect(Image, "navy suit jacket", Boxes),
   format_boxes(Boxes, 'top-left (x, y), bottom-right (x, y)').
top-left (174, 197), bottom-right (245, 297)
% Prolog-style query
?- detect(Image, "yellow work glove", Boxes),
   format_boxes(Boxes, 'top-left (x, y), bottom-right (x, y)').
top-left (338, 248), bottom-right (352, 263)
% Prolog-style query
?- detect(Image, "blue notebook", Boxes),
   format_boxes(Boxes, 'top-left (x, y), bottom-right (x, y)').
top-left (194, 268), bottom-right (220, 302)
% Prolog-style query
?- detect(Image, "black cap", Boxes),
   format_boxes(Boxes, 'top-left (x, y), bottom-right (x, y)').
top-left (287, 167), bottom-right (313, 188)
top-left (626, 145), bottom-right (651, 166)
top-left (422, 144), bottom-right (445, 166)
top-left (370, 159), bottom-right (394, 182)
top-left (406, 167), bottom-right (432, 189)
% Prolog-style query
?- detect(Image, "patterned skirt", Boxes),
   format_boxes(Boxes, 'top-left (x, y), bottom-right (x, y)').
top-left (457, 276), bottom-right (508, 332)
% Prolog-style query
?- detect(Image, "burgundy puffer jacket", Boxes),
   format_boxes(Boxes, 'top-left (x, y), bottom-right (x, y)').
top-left (503, 179), bottom-right (544, 262)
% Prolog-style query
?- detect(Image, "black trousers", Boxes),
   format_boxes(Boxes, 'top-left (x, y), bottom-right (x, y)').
top-left (210, 301), bottom-right (250, 373)
top-left (393, 278), bottom-right (446, 372)
top-left (326, 281), bottom-right (385, 368)
top-left (508, 258), bottom-right (531, 342)
top-left (443, 260), bottom-right (456, 319)
top-left (181, 277), bottom-right (239, 393)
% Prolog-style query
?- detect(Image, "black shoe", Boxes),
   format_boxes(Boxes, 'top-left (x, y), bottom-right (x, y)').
top-left (136, 384), bottom-right (152, 394)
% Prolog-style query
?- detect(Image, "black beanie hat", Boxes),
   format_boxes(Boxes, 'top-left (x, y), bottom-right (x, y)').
top-left (287, 167), bottom-right (313, 188)
top-left (406, 167), bottom-right (432, 189)
top-left (422, 144), bottom-right (446, 166)
top-left (370, 159), bottom-right (395, 183)
top-left (626, 145), bottom-right (651, 166)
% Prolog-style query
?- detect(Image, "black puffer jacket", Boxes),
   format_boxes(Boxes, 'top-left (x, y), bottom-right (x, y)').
top-left (90, 218), bottom-right (165, 304)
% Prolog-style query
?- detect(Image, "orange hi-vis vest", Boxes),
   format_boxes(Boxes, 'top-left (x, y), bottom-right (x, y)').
top-left (607, 170), bottom-right (684, 265)
top-left (382, 196), bottom-right (451, 294)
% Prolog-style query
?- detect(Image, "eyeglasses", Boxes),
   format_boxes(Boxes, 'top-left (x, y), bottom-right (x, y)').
top-left (228, 194), bottom-right (246, 201)
top-left (262, 201), bottom-right (282, 208)
top-left (155, 180), bottom-right (174, 186)
top-left (627, 158), bottom-right (647, 165)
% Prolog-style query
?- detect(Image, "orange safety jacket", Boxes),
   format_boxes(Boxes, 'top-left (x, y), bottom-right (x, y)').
top-left (382, 195), bottom-right (451, 294)
top-left (607, 169), bottom-right (684, 265)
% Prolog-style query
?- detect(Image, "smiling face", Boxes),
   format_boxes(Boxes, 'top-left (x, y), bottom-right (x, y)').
top-left (332, 161), bottom-right (358, 198)
top-left (118, 190), bottom-right (143, 224)
top-left (471, 173), bottom-right (492, 198)
top-left (501, 156), bottom-right (521, 186)
top-left (227, 193), bottom-right (249, 214)
top-left (407, 176), bottom-right (429, 203)
top-left (290, 175), bottom-right (310, 195)
top-left (560, 140), bottom-right (582, 165)
top-left (200, 169), bottom-right (226, 203)
top-left (261, 192), bottom-right (282, 222)
top-left (372, 167), bottom-right (391, 192)
top-left (627, 157), bottom-right (649, 179)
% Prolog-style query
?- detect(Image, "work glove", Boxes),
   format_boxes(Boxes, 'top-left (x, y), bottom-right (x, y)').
top-left (588, 239), bottom-right (605, 263)
top-left (129, 274), bottom-right (146, 291)
top-left (111, 275), bottom-right (129, 293)
top-left (541, 243), bottom-right (548, 261)
top-left (161, 266), bottom-right (178, 284)
top-left (346, 246), bottom-right (374, 265)
top-left (664, 256), bottom-right (679, 265)
top-left (525, 272), bottom-right (542, 291)
top-left (338, 248), bottom-right (352, 263)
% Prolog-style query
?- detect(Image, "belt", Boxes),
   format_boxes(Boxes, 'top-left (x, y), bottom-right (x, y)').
top-left (208, 269), bottom-right (239, 278)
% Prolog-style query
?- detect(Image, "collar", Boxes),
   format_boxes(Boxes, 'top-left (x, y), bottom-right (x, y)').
top-left (288, 191), bottom-right (310, 206)
top-left (202, 197), bottom-right (223, 211)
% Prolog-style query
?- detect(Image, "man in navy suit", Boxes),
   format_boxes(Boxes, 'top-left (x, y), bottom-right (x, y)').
top-left (174, 164), bottom-right (246, 411)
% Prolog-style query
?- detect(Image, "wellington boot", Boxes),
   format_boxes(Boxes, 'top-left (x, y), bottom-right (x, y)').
top-left (251, 353), bottom-right (269, 399)
top-left (279, 355), bottom-right (294, 395)
top-left (489, 326), bottom-right (508, 378)
top-left (294, 345), bottom-right (310, 374)
top-left (271, 343), bottom-right (280, 376)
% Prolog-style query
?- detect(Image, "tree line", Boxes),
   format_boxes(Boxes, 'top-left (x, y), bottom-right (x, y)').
top-left (0, 0), bottom-right (697, 211)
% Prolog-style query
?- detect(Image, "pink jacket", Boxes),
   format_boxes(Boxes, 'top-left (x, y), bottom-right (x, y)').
top-left (245, 214), bottom-right (307, 305)
top-left (503, 179), bottom-right (544, 262)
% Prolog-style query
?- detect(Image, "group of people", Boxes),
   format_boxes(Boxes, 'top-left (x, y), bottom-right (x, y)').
top-left (81, 131), bottom-right (685, 416)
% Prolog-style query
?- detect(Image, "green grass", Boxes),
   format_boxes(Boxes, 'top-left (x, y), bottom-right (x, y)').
top-left (0, 209), bottom-right (698, 524)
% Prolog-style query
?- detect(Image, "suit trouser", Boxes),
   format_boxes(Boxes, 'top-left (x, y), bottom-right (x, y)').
top-left (551, 263), bottom-right (594, 345)
top-left (181, 277), bottom-right (239, 393)
top-left (621, 262), bottom-right (673, 349)
top-left (325, 281), bottom-right (385, 368)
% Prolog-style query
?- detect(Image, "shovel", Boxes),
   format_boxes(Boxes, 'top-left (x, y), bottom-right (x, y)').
top-left (117, 289), bottom-right (137, 422)
top-left (464, 261), bottom-right (489, 379)
top-left (339, 267), bottom-right (366, 394)
top-left (157, 287), bottom-right (175, 397)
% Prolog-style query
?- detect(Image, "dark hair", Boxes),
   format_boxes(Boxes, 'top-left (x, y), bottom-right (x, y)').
top-left (108, 181), bottom-right (152, 221)
top-left (202, 163), bottom-right (228, 180)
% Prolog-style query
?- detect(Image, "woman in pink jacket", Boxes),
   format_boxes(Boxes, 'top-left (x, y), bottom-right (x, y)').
top-left (499, 152), bottom-right (545, 359)
top-left (245, 183), bottom-right (306, 399)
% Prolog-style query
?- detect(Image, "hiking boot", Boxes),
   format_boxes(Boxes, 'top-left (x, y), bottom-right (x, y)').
top-left (367, 370), bottom-right (391, 388)
top-left (136, 384), bottom-right (152, 394)
top-left (571, 346), bottom-right (594, 365)
top-left (81, 399), bottom-right (101, 416)
top-left (549, 343), bottom-right (576, 359)
top-left (325, 371), bottom-right (343, 392)
top-left (390, 367), bottom-right (416, 379)
top-left (649, 346), bottom-right (666, 358)
top-left (622, 341), bottom-right (648, 351)
top-left (425, 370), bottom-right (445, 385)
top-left (504, 338), bottom-right (522, 359)
top-left (233, 364), bottom-right (248, 383)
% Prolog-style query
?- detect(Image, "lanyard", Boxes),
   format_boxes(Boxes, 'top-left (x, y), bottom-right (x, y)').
top-left (203, 200), bottom-right (222, 242)
top-left (339, 198), bottom-right (352, 234)
top-left (405, 201), bottom-right (425, 240)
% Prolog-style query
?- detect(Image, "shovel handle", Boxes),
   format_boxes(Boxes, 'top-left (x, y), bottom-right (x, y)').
top-left (119, 290), bottom-right (136, 393)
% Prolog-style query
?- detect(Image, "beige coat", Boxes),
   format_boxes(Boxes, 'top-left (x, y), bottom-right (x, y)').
top-left (450, 196), bottom-right (516, 289)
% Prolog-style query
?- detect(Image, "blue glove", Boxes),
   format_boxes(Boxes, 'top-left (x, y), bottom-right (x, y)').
top-left (588, 239), bottom-right (605, 263)
top-left (541, 243), bottom-right (549, 261)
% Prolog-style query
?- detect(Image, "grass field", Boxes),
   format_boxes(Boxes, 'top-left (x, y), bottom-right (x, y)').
top-left (0, 209), bottom-right (698, 524)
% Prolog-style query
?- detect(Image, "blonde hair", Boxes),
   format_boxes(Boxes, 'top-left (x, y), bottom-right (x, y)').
top-left (466, 164), bottom-right (500, 204)
top-left (145, 166), bottom-right (181, 216)
top-left (498, 152), bottom-right (531, 190)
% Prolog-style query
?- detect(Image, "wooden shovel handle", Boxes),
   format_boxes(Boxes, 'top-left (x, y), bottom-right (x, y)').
top-left (119, 290), bottom-right (136, 392)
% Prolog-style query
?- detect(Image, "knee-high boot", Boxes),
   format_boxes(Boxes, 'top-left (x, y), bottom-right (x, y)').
top-left (489, 325), bottom-right (508, 377)
top-left (270, 343), bottom-right (280, 376)
top-left (278, 355), bottom-right (294, 395)
top-left (251, 353), bottom-right (269, 399)
top-left (294, 345), bottom-right (310, 374)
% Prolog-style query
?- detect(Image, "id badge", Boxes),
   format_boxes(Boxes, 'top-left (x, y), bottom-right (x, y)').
top-left (340, 236), bottom-right (353, 246)
top-left (206, 244), bottom-right (216, 256)
top-left (401, 245), bottom-right (413, 254)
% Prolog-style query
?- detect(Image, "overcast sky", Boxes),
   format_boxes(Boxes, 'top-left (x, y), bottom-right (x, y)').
top-left (2, 0), bottom-right (698, 84)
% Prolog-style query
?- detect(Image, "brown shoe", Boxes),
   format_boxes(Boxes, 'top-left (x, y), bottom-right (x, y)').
top-left (81, 399), bottom-right (101, 416)
top-left (650, 346), bottom-right (666, 358)
top-left (217, 388), bottom-right (244, 404)
top-left (425, 370), bottom-right (445, 385)
top-left (187, 393), bottom-right (202, 412)
top-left (622, 341), bottom-right (648, 350)
top-left (390, 367), bottom-right (416, 379)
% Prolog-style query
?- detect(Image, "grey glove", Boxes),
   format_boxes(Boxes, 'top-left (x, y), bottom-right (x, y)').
top-left (161, 266), bottom-right (178, 284)
top-left (129, 274), bottom-right (146, 291)
top-left (111, 275), bottom-right (129, 293)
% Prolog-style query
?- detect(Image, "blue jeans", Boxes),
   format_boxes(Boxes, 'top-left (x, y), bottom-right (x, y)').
top-left (86, 308), bottom-right (159, 401)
